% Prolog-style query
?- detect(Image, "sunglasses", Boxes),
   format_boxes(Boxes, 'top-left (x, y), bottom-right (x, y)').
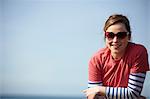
top-left (105, 32), bottom-right (129, 40)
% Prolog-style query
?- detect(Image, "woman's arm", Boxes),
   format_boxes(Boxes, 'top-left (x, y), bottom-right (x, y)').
top-left (83, 72), bottom-right (146, 99)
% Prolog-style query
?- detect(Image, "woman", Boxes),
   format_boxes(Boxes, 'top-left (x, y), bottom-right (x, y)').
top-left (83, 14), bottom-right (149, 99)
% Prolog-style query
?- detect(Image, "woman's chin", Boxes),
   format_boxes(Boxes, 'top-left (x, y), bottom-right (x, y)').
top-left (111, 49), bottom-right (120, 54)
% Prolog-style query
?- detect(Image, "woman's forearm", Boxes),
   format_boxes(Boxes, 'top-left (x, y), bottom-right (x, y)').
top-left (99, 73), bottom-right (146, 99)
top-left (84, 72), bottom-right (146, 99)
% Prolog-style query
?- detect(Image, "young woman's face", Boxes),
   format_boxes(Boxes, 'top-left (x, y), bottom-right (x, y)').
top-left (105, 23), bottom-right (130, 54)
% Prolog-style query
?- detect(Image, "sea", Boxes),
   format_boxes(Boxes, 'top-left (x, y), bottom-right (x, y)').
top-left (1, 96), bottom-right (86, 99)
top-left (1, 96), bottom-right (150, 99)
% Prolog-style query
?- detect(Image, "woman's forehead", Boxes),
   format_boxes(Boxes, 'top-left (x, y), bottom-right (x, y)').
top-left (106, 23), bottom-right (127, 32)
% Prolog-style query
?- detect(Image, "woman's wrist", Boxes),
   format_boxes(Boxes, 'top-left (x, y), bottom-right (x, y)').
top-left (98, 86), bottom-right (106, 96)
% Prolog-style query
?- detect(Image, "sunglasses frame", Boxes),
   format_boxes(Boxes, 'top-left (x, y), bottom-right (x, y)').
top-left (105, 32), bottom-right (129, 40)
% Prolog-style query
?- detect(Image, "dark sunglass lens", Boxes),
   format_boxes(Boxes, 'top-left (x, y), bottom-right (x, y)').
top-left (106, 32), bottom-right (115, 39)
top-left (117, 32), bottom-right (128, 39)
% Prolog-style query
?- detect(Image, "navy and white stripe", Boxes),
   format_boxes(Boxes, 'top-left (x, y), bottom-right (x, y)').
top-left (88, 81), bottom-right (103, 88)
top-left (106, 72), bottom-right (146, 99)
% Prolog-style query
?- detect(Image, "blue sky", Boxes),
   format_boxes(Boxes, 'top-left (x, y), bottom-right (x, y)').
top-left (1, 0), bottom-right (150, 97)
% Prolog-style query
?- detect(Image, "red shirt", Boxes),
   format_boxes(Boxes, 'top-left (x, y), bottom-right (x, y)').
top-left (88, 42), bottom-right (149, 87)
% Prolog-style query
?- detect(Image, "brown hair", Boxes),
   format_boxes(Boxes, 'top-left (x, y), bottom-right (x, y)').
top-left (104, 14), bottom-right (131, 39)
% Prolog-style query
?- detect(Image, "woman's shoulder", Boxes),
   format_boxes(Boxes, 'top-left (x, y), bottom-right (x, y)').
top-left (91, 47), bottom-right (109, 60)
top-left (127, 42), bottom-right (148, 55)
top-left (89, 47), bottom-right (109, 65)
top-left (128, 42), bottom-right (147, 51)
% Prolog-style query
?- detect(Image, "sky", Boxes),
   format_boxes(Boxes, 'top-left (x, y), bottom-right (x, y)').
top-left (1, 0), bottom-right (150, 97)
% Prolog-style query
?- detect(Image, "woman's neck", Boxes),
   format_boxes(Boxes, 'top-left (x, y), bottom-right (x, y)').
top-left (112, 53), bottom-right (122, 60)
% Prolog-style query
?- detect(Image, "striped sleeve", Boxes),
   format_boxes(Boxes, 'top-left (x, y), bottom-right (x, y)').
top-left (105, 72), bottom-right (146, 99)
top-left (88, 81), bottom-right (103, 88)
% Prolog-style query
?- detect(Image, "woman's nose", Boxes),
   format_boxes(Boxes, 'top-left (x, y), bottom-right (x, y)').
top-left (112, 36), bottom-right (119, 42)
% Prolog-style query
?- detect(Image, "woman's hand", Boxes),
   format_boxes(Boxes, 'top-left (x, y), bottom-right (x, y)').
top-left (82, 86), bottom-right (101, 97)
top-left (87, 94), bottom-right (106, 99)
top-left (87, 93), bottom-right (97, 99)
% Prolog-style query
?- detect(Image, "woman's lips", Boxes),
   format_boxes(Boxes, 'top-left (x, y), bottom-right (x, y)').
top-left (111, 44), bottom-right (121, 49)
